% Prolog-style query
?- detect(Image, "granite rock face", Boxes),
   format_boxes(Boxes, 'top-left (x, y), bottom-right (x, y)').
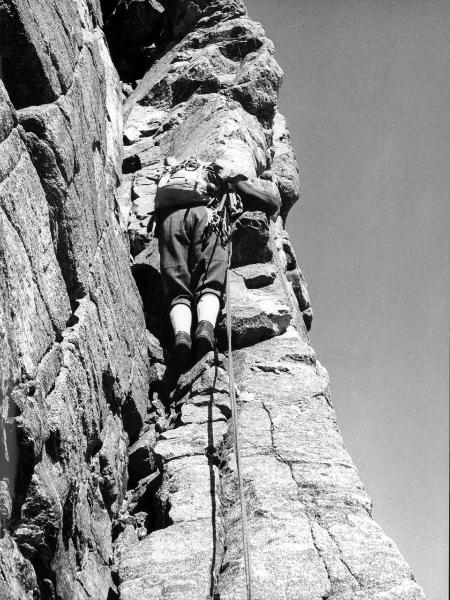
top-left (0, 1), bottom-right (425, 600)
top-left (0, 1), bottom-right (151, 598)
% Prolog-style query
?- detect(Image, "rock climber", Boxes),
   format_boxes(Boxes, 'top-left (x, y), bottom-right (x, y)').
top-left (154, 156), bottom-right (280, 369)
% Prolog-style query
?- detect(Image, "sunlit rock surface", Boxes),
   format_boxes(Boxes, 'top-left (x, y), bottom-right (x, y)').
top-left (0, 1), bottom-right (425, 599)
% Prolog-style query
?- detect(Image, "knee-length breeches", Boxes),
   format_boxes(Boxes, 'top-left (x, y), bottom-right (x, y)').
top-left (158, 206), bottom-right (229, 311)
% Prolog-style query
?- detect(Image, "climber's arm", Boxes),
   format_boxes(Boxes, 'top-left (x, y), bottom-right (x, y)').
top-left (234, 180), bottom-right (280, 218)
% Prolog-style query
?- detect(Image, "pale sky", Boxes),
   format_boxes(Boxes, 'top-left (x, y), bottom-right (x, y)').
top-left (245, 1), bottom-right (449, 598)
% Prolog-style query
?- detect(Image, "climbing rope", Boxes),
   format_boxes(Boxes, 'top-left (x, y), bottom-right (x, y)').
top-left (200, 188), bottom-right (253, 598)
top-left (225, 233), bottom-right (254, 600)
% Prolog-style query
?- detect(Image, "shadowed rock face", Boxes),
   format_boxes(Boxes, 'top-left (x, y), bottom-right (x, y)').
top-left (0, 2), bottom-right (425, 600)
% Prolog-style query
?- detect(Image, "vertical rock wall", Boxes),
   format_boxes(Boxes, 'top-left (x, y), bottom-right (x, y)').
top-left (0, 1), bottom-right (426, 600)
top-left (112, 2), bottom-right (426, 600)
top-left (0, 1), bottom-right (151, 598)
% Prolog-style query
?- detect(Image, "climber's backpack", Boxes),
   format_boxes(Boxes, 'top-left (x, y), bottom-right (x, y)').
top-left (155, 157), bottom-right (217, 209)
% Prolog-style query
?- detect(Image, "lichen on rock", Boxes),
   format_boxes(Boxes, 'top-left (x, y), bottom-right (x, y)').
top-left (0, 1), bottom-right (426, 599)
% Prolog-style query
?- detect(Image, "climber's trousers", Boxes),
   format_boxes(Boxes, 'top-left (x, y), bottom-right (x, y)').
top-left (158, 205), bottom-right (229, 311)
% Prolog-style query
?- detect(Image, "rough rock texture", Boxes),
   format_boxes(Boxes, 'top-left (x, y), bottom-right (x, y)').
top-left (0, 1), bottom-right (151, 598)
top-left (0, 1), bottom-right (426, 599)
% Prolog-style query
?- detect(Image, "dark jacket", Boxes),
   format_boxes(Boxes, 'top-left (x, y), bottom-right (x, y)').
top-left (234, 180), bottom-right (280, 217)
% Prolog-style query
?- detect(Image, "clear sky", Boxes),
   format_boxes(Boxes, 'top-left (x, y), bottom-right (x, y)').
top-left (245, 1), bottom-right (449, 598)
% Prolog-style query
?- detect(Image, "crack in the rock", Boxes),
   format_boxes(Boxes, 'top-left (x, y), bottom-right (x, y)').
top-left (309, 523), bottom-right (333, 593)
top-left (259, 398), bottom-right (292, 469)
top-left (315, 519), bottom-right (367, 593)
top-left (75, 573), bottom-right (96, 598)
top-left (323, 525), bottom-right (364, 590)
top-left (260, 394), bottom-right (365, 595)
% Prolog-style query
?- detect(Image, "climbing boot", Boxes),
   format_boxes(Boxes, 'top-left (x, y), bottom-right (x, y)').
top-left (195, 320), bottom-right (215, 359)
top-left (173, 331), bottom-right (192, 370)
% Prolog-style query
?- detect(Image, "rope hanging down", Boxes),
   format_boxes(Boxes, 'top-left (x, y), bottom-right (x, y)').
top-left (225, 233), bottom-right (254, 600)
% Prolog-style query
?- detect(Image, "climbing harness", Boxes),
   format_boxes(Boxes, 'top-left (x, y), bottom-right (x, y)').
top-left (224, 198), bottom-right (254, 600)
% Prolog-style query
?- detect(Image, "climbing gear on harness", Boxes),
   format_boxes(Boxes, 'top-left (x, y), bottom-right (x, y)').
top-left (202, 189), bottom-right (244, 249)
top-left (155, 157), bottom-right (221, 209)
top-left (195, 319), bottom-right (215, 359)
top-left (225, 241), bottom-right (254, 600)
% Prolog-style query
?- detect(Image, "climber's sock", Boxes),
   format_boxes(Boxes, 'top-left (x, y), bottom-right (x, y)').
top-left (170, 303), bottom-right (192, 336)
top-left (195, 320), bottom-right (215, 359)
top-left (196, 293), bottom-right (220, 326)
